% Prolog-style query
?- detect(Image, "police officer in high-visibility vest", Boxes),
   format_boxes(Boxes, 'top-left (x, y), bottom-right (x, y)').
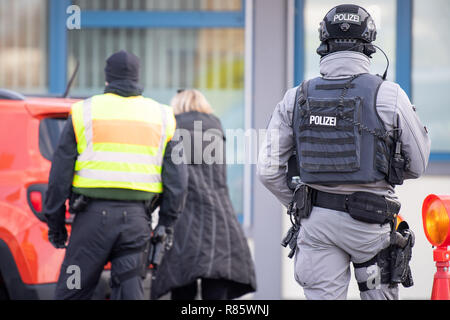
top-left (257, 5), bottom-right (430, 299)
top-left (44, 50), bottom-right (188, 300)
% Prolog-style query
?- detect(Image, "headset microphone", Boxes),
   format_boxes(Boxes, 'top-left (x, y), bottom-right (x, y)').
top-left (346, 43), bottom-right (390, 80)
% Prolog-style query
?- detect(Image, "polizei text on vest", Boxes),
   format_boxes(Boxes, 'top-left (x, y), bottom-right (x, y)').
top-left (309, 115), bottom-right (337, 127)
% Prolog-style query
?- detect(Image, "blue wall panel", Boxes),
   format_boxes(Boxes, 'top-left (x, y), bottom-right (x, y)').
top-left (396, 0), bottom-right (412, 98)
top-left (49, 0), bottom-right (70, 95)
top-left (81, 11), bottom-right (245, 29)
top-left (294, 0), bottom-right (304, 86)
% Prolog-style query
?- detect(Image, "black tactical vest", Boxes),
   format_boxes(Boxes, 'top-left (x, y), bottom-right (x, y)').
top-left (292, 73), bottom-right (391, 185)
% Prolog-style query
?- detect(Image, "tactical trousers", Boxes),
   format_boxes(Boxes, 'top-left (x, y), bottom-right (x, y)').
top-left (54, 200), bottom-right (151, 300)
top-left (171, 278), bottom-right (233, 300)
top-left (294, 206), bottom-right (398, 300)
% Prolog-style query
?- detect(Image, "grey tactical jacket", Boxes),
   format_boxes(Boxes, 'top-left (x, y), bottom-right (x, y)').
top-left (257, 51), bottom-right (431, 208)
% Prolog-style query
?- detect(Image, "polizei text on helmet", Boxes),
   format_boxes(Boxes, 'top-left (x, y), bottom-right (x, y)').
top-left (332, 13), bottom-right (361, 24)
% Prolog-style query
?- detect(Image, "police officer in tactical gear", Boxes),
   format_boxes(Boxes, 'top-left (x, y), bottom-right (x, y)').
top-left (257, 4), bottom-right (430, 300)
top-left (44, 50), bottom-right (188, 299)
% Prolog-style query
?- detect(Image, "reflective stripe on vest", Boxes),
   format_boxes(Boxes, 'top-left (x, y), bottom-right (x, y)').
top-left (71, 94), bottom-right (175, 193)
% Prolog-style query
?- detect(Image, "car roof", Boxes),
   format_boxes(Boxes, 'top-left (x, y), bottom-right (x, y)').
top-left (24, 97), bottom-right (80, 118)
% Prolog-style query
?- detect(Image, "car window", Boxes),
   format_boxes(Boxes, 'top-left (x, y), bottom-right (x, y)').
top-left (39, 118), bottom-right (67, 161)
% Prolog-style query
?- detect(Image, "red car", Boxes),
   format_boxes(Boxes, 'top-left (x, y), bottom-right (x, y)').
top-left (0, 89), bottom-right (110, 299)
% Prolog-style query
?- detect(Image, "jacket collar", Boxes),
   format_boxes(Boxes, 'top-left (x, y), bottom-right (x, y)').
top-left (319, 51), bottom-right (371, 79)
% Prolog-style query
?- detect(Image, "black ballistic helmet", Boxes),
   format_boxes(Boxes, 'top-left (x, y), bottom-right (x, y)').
top-left (317, 4), bottom-right (377, 58)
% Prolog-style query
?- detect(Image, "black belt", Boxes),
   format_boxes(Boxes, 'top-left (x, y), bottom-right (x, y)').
top-left (311, 189), bottom-right (350, 213)
top-left (309, 188), bottom-right (400, 225)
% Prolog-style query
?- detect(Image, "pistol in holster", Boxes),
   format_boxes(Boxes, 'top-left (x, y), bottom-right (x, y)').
top-left (389, 221), bottom-right (415, 287)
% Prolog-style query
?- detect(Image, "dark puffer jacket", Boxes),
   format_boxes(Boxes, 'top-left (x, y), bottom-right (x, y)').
top-left (151, 111), bottom-right (256, 299)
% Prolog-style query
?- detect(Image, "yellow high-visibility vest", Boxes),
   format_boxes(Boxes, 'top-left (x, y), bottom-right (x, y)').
top-left (70, 93), bottom-right (176, 194)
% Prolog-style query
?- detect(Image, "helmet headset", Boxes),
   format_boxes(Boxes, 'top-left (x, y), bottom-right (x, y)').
top-left (317, 4), bottom-right (390, 80)
top-left (317, 4), bottom-right (377, 58)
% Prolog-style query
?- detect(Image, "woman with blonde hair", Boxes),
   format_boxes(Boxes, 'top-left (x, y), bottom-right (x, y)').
top-left (151, 89), bottom-right (256, 300)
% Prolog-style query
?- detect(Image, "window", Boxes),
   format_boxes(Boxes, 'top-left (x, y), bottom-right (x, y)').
top-left (0, 0), bottom-right (47, 94)
top-left (412, 0), bottom-right (450, 153)
top-left (39, 118), bottom-right (67, 161)
top-left (72, 0), bottom-right (242, 11)
top-left (303, 0), bottom-right (396, 82)
top-left (66, 0), bottom-right (246, 219)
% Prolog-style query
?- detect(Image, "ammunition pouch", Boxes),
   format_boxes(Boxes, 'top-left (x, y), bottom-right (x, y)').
top-left (346, 192), bottom-right (401, 225)
top-left (289, 184), bottom-right (313, 221)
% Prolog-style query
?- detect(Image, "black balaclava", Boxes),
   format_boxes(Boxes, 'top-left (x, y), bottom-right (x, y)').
top-left (104, 50), bottom-right (144, 97)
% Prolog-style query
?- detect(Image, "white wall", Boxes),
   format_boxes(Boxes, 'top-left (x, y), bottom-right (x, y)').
top-left (281, 175), bottom-right (450, 300)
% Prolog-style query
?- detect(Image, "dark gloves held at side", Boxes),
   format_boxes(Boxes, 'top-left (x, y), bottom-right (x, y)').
top-left (48, 226), bottom-right (68, 249)
top-left (45, 212), bottom-right (68, 249)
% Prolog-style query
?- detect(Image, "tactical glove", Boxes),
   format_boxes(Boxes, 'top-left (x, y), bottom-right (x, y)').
top-left (48, 227), bottom-right (68, 249)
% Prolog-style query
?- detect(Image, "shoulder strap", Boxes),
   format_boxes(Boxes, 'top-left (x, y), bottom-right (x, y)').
top-left (291, 80), bottom-right (309, 128)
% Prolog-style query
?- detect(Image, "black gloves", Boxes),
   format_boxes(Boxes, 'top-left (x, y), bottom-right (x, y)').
top-left (45, 211), bottom-right (68, 249)
top-left (48, 226), bottom-right (68, 249)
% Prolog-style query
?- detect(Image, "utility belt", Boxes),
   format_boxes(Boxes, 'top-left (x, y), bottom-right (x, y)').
top-left (282, 184), bottom-right (414, 289)
top-left (286, 185), bottom-right (400, 226)
top-left (69, 192), bottom-right (163, 295)
top-left (282, 185), bottom-right (399, 258)
top-left (311, 189), bottom-right (401, 225)
top-left (69, 193), bottom-right (161, 217)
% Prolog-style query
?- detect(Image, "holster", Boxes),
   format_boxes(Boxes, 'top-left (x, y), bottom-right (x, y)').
top-left (144, 194), bottom-right (161, 217)
top-left (389, 221), bottom-right (415, 287)
top-left (140, 239), bottom-right (152, 279)
top-left (354, 221), bottom-right (415, 291)
top-left (69, 194), bottom-right (89, 214)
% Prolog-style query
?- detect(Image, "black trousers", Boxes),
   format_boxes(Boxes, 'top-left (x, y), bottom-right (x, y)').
top-left (54, 200), bottom-right (151, 300)
top-left (171, 278), bottom-right (232, 300)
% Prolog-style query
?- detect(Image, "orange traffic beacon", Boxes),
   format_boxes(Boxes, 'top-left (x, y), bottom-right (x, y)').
top-left (422, 194), bottom-right (450, 300)
top-left (0, 89), bottom-right (93, 299)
